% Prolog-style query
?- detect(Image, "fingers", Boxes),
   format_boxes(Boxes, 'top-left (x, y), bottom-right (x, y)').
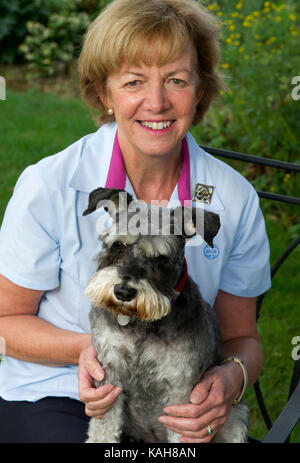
top-left (78, 342), bottom-right (122, 419)
top-left (159, 369), bottom-right (229, 442)
top-left (165, 421), bottom-right (221, 443)
top-left (78, 343), bottom-right (105, 400)
top-left (85, 384), bottom-right (122, 419)
top-left (78, 343), bottom-right (104, 383)
top-left (190, 374), bottom-right (214, 405)
top-left (159, 406), bottom-right (226, 433)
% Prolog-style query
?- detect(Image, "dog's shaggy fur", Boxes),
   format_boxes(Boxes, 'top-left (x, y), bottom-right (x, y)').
top-left (83, 188), bottom-right (249, 443)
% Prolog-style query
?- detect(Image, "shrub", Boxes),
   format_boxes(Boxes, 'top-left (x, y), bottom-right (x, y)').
top-left (18, 1), bottom-right (92, 77)
top-left (0, 0), bottom-right (113, 70)
top-left (0, 0), bottom-right (52, 64)
top-left (192, 0), bottom-right (300, 208)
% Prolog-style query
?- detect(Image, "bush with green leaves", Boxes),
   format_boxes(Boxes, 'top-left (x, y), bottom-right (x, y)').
top-left (0, 0), bottom-right (52, 64)
top-left (18, 1), bottom-right (92, 77)
top-left (0, 0), bottom-right (113, 70)
top-left (191, 0), bottom-right (300, 210)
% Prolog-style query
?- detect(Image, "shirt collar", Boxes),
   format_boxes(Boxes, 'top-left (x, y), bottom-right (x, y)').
top-left (186, 132), bottom-right (225, 212)
top-left (69, 122), bottom-right (118, 193)
top-left (69, 122), bottom-right (224, 211)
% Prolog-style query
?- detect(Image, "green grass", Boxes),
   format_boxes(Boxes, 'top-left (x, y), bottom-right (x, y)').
top-left (0, 88), bottom-right (95, 214)
top-left (0, 88), bottom-right (299, 442)
top-left (245, 218), bottom-right (300, 442)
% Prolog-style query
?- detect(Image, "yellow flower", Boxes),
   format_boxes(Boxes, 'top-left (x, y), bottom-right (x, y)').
top-left (283, 173), bottom-right (291, 183)
top-left (226, 37), bottom-right (233, 44)
top-left (230, 12), bottom-right (239, 18)
top-left (238, 46), bottom-right (244, 53)
top-left (289, 14), bottom-right (296, 21)
top-left (229, 24), bottom-right (235, 31)
top-left (221, 63), bottom-right (230, 69)
top-left (264, 1), bottom-right (270, 6)
top-left (270, 186), bottom-right (275, 192)
top-left (236, 1), bottom-right (244, 10)
top-left (266, 36), bottom-right (277, 46)
top-left (275, 16), bottom-right (282, 22)
top-left (208, 3), bottom-right (219, 11)
top-left (242, 21), bottom-right (250, 27)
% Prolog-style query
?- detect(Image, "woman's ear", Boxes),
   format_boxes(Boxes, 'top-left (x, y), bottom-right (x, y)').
top-left (95, 81), bottom-right (111, 109)
top-left (196, 88), bottom-right (204, 106)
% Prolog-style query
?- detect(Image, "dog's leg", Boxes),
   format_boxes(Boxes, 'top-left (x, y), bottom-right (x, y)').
top-left (85, 395), bottom-right (124, 443)
top-left (212, 402), bottom-right (249, 443)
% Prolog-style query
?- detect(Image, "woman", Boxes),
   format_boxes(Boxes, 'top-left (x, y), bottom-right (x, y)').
top-left (0, 0), bottom-right (270, 443)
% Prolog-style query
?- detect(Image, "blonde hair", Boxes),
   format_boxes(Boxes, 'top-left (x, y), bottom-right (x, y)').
top-left (79, 0), bottom-right (224, 126)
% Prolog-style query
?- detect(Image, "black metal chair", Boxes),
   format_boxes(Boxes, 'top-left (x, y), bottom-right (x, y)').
top-left (201, 145), bottom-right (300, 443)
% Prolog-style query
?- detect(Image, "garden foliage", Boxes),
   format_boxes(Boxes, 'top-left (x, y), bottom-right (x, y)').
top-left (0, 0), bottom-right (299, 214)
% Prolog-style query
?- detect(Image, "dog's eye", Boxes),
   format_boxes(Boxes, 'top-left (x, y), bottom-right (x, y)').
top-left (112, 241), bottom-right (127, 251)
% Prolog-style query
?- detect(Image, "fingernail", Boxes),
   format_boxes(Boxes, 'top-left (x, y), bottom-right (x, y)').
top-left (95, 370), bottom-right (104, 381)
top-left (158, 416), bottom-right (168, 424)
top-left (190, 392), bottom-right (202, 403)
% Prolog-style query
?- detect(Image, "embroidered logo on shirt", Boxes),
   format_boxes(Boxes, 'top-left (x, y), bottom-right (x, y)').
top-left (203, 244), bottom-right (220, 260)
top-left (192, 183), bottom-right (215, 204)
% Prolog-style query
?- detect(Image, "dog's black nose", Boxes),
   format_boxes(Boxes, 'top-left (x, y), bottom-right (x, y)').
top-left (114, 284), bottom-right (137, 302)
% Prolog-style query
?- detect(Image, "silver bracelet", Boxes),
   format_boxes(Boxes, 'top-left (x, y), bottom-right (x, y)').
top-left (220, 357), bottom-right (248, 404)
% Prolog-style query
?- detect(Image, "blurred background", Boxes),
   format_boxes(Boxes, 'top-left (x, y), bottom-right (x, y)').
top-left (0, 0), bottom-right (299, 442)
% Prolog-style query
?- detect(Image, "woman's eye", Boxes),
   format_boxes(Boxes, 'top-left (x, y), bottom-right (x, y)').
top-left (125, 80), bottom-right (140, 88)
top-left (169, 78), bottom-right (186, 87)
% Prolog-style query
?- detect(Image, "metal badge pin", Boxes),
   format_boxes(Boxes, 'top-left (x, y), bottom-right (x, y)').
top-left (192, 183), bottom-right (215, 205)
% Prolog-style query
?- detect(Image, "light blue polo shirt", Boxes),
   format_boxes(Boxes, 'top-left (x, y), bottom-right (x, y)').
top-left (0, 122), bottom-right (271, 402)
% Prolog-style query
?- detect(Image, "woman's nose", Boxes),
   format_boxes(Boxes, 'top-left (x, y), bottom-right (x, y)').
top-left (144, 81), bottom-right (170, 113)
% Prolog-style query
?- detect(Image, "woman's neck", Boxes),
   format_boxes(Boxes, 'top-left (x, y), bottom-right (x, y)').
top-left (121, 147), bottom-right (183, 204)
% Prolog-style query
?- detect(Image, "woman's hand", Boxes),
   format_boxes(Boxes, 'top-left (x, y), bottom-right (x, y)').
top-left (78, 342), bottom-right (122, 419)
top-left (158, 362), bottom-right (244, 443)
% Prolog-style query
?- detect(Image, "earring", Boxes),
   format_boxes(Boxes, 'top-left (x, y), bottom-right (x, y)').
top-left (107, 108), bottom-right (113, 115)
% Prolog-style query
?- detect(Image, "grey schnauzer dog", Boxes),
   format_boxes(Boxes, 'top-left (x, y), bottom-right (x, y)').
top-left (82, 187), bottom-right (249, 443)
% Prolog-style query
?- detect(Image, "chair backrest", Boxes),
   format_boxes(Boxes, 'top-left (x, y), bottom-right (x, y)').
top-left (200, 145), bottom-right (300, 441)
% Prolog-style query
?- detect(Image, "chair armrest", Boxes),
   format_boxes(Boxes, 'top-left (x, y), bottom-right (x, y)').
top-left (262, 381), bottom-right (300, 443)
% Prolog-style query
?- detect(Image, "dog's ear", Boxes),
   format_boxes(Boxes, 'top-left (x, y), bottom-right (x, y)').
top-left (82, 187), bottom-right (133, 216)
top-left (200, 210), bottom-right (221, 248)
top-left (173, 206), bottom-right (220, 248)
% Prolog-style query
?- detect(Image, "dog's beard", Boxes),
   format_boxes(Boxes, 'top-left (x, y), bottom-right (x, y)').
top-left (85, 267), bottom-right (171, 321)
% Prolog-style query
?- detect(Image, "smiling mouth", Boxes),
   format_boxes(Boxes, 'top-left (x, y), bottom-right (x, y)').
top-left (138, 120), bottom-right (175, 130)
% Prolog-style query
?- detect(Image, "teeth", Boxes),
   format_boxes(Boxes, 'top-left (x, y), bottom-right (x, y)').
top-left (140, 121), bottom-right (172, 130)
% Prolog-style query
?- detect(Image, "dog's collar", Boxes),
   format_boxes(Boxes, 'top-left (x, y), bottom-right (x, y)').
top-left (173, 258), bottom-right (188, 299)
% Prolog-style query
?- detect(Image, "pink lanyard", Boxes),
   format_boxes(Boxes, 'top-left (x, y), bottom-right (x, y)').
top-left (105, 132), bottom-right (191, 206)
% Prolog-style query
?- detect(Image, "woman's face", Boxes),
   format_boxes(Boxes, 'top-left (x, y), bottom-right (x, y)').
top-left (102, 41), bottom-right (203, 160)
